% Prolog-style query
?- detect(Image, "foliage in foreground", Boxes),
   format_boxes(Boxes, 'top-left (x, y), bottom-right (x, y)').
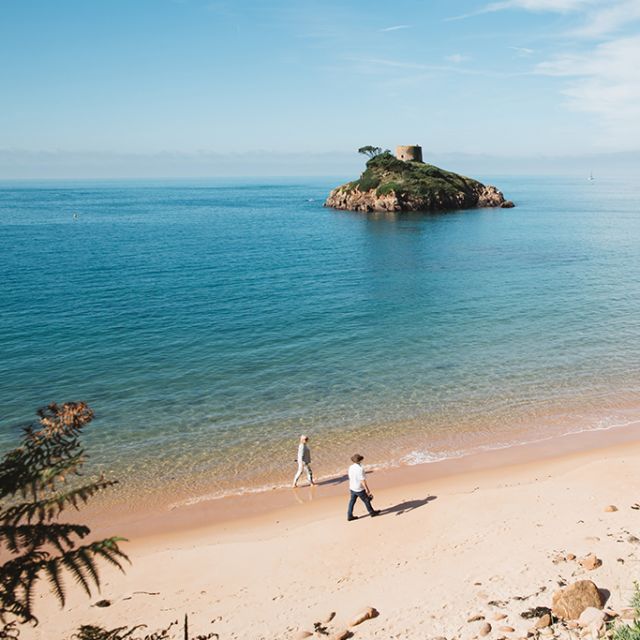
top-left (0, 402), bottom-right (128, 637)
top-left (72, 615), bottom-right (219, 640)
top-left (611, 582), bottom-right (640, 640)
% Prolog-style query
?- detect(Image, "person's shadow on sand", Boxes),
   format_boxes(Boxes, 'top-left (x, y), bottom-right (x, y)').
top-left (380, 495), bottom-right (437, 516)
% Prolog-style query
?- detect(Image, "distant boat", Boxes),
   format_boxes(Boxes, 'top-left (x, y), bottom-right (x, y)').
top-left (588, 171), bottom-right (595, 182)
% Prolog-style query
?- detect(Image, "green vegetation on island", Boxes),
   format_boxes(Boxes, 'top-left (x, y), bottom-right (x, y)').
top-left (325, 146), bottom-right (514, 212)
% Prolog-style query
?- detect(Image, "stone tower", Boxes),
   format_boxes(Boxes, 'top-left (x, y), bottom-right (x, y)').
top-left (396, 145), bottom-right (423, 163)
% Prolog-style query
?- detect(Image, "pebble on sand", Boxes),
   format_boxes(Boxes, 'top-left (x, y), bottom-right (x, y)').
top-left (579, 553), bottom-right (602, 571)
top-left (535, 614), bottom-right (552, 628)
top-left (578, 606), bottom-right (606, 631)
top-left (349, 606), bottom-right (379, 627)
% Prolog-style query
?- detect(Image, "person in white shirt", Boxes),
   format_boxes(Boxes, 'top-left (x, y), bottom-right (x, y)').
top-left (347, 453), bottom-right (380, 521)
top-left (293, 435), bottom-right (315, 487)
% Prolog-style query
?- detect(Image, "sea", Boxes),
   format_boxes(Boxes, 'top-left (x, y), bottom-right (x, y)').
top-left (1, 175), bottom-right (640, 507)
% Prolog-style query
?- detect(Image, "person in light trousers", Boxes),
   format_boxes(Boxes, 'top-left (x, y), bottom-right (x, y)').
top-left (293, 435), bottom-right (315, 487)
top-left (347, 453), bottom-right (380, 521)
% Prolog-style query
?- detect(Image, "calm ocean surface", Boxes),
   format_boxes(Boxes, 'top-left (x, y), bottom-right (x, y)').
top-left (1, 176), bottom-right (640, 504)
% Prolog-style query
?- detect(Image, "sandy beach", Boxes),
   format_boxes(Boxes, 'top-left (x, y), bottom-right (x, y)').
top-left (21, 424), bottom-right (640, 640)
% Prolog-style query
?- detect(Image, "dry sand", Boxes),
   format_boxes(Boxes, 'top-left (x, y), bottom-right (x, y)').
top-left (24, 426), bottom-right (640, 640)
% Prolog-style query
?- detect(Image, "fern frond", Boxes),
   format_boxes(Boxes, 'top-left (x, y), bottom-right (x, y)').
top-left (89, 538), bottom-right (130, 572)
top-left (22, 566), bottom-right (39, 626)
top-left (0, 522), bottom-right (90, 554)
top-left (60, 552), bottom-right (92, 596)
top-left (77, 547), bottom-right (100, 587)
top-left (43, 558), bottom-right (66, 606)
top-left (0, 479), bottom-right (118, 525)
top-left (0, 402), bottom-right (127, 628)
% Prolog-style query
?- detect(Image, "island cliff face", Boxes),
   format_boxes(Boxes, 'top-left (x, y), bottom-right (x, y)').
top-left (325, 153), bottom-right (514, 213)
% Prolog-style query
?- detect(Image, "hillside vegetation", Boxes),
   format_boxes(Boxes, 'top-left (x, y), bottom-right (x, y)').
top-left (325, 152), bottom-right (514, 212)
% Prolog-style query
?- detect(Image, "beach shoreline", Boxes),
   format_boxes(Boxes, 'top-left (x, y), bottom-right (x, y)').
top-left (85, 418), bottom-right (640, 543)
top-left (24, 420), bottom-right (640, 639)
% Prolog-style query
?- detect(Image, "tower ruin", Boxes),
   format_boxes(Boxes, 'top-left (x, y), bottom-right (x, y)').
top-left (396, 145), bottom-right (423, 163)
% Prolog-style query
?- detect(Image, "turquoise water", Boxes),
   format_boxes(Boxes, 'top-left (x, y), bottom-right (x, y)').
top-left (1, 176), bottom-right (640, 504)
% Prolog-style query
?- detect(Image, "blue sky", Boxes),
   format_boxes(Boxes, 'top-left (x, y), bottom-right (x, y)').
top-left (2, 0), bottom-right (640, 177)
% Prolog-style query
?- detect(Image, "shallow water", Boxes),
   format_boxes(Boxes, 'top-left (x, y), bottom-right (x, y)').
top-left (1, 175), bottom-right (639, 504)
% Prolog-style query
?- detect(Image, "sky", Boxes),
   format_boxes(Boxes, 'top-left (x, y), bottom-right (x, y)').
top-left (2, 0), bottom-right (640, 177)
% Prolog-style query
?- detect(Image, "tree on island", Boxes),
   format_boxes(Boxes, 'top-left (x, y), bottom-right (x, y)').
top-left (0, 402), bottom-right (128, 638)
top-left (357, 145), bottom-right (390, 159)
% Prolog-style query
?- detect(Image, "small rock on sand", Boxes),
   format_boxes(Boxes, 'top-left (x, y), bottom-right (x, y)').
top-left (480, 623), bottom-right (492, 636)
top-left (468, 615), bottom-right (486, 622)
top-left (294, 632), bottom-right (313, 640)
top-left (578, 607), bottom-right (606, 631)
top-left (535, 614), bottom-right (552, 628)
top-left (493, 613), bottom-right (508, 621)
top-left (499, 627), bottom-right (515, 633)
top-left (552, 580), bottom-right (604, 620)
top-left (349, 606), bottom-right (379, 627)
top-left (323, 612), bottom-right (336, 623)
top-left (94, 599), bottom-right (111, 608)
top-left (579, 553), bottom-right (602, 571)
top-left (604, 505), bottom-right (618, 512)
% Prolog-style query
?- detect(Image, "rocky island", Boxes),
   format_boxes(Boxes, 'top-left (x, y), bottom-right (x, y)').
top-left (325, 145), bottom-right (514, 213)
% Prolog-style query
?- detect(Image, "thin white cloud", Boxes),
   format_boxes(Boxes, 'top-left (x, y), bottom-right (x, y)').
top-left (347, 56), bottom-right (517, 79)
top-left (486, 0), bottom-right (593, 11)
top-left (445, 53), bottom-right (471, 63)
top-left (569, 0), bottom-right (640, 37)
top-left (509, 46), bottom-right (535, 56)
top-left (536, 35), bottom-right (640, 148)
top-left (447, 0), bottom-right (594, 21)
top-left (380, 25), bottom-right (410, 32)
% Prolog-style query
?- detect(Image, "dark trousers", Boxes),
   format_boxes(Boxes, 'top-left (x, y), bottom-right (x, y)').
top-left (348, 490), bottom-right (375, 518)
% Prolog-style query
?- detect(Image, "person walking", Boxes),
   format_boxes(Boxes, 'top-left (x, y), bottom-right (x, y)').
top-left (347, 454), bottom-right (380, 521)
top-left (293, 435), bottom-right (315, 487)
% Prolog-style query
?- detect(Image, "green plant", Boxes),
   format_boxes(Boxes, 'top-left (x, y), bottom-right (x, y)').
top-left (612, 582), bottom-right (640, 640)
top-left (631, 583), bottom-right (640, 617)
top-left (0, 402), bottom-right (128, 636)
top-left (376, 181), bottom-right (403, 196)
top-left (355, 171), bottom-right (381, 192)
